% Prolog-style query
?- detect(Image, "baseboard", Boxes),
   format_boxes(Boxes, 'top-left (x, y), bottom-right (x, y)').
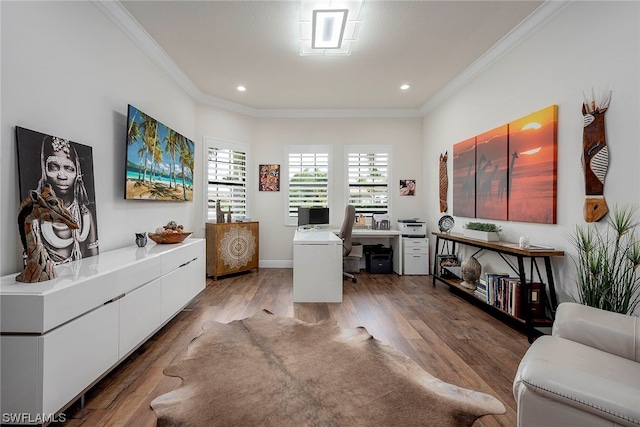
top-left (259, 260), bottom-right (293, 269)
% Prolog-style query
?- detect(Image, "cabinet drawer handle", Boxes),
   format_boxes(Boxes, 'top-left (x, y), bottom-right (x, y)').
top-left (105, 293), bottom-right (125, 304)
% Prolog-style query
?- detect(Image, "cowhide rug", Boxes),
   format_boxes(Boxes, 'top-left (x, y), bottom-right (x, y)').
top-left (151, 310), bottom-right (505, 426)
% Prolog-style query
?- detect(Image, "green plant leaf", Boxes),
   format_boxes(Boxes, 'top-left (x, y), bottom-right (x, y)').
top-left (568, 204), bottom-right (640, 315)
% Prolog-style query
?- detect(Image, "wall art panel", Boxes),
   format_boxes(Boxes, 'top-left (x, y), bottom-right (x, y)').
top-left (126, 105), bottom-right (194, 201)
top-left (452, 137), bottom-right (476, 218)
top-left (507, 105), bottom-right (558, 224)
top-left (16, 127), bottom-right (99, 263)
top-left (475, 125), bottom-right (508, 220)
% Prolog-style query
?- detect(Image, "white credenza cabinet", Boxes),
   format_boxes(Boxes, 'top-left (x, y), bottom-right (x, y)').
top-left (0, 238), bottom-right (205, 424)
top-left (403, 237), bottom-right (429, 275)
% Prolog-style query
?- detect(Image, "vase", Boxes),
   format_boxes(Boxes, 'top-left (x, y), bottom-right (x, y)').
top-left (216, 200), bottom-right (224, 223)
top-left (135, 232), bottom-right (147, 247)
top-left (460, 256), bottom-right (481, 290)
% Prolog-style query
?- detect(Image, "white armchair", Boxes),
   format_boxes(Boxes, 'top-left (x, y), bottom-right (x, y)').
top-left (513, 302), bottom-right (640, 427)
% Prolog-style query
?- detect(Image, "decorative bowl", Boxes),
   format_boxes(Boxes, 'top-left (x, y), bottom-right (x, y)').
top-left (148, 231), bottom-right (192, 244)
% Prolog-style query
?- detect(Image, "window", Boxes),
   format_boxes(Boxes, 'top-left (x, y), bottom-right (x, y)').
top-left (205, 138), bottom-right (249, 222)
top-left (284, 145), bottom-right (331, 225)
top-left (345, 145), bottom-right (391, 216)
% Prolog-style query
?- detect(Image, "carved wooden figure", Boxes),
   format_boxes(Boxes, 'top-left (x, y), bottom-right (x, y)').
top-left (439, 151), bottom-right (448, 212)
top-left (16, 184), bottom-right (79, 283)
top-left (582, 91), bottom-right (611, 222)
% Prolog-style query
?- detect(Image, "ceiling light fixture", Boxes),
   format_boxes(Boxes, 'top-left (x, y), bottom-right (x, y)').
top-left (312, 9), bottom-right (348, 49)
top-left (299, 1), bottom-right (364, 57)
top-left (400, 84), bottom-right (411, 91)
top-left (236, 85), bottom-right (246, 92)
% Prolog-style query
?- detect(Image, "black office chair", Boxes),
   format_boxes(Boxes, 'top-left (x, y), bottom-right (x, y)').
top-left (339, 205), bottom-right (361, 283)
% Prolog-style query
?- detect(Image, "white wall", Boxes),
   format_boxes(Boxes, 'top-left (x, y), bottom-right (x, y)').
top-left (1, 1), bottom-right (198, 275)
top-left (196, 116), bottom-right (424, 265)
top-left (423, 1), bottom-right (640, 307)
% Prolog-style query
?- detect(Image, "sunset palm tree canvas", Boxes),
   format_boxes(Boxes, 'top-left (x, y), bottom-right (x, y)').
top-left (126, 105), bottom-right (194, 201)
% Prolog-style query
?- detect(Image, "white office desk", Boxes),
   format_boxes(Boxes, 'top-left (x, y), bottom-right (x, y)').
top-left (334, 228), bottom-right (404, 275)
top-left (293, 230), bottom-right (342, 302)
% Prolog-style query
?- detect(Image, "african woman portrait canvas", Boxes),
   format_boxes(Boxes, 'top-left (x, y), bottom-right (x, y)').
top-left (16, 126), bottom-right (99, 264)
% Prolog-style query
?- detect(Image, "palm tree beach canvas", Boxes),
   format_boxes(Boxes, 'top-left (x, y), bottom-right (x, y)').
top-left (126, 105), bottom-right (194, 201)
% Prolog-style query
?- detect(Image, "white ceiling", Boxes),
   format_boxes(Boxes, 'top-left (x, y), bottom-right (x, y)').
top-left (115, 0), bottom-right (553, 114)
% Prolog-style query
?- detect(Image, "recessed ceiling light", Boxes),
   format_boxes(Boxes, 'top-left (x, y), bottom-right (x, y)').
top-left (237, 85), bottom-right (246, 92)
top-left (400, 84), bottom-right (411, 91)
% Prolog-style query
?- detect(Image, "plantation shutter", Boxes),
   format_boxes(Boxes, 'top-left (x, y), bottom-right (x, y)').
top-left (285, 146), bottom-right (331, 224)
top-left (207, 146), bottom-right (247, 221)
top-left (346, 146), bottom-right (391, 215)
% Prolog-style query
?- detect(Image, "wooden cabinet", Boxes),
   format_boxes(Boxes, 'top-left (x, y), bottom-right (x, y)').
top-left (431, 232), bottom-right (564, 342)
top-left (206, 222), bottom-right (259, 280)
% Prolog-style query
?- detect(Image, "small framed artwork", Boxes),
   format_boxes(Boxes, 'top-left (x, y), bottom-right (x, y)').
top-left (259, 164), bottom-right (280, 191)
top-left (399, 179), bottom-right (416, 196)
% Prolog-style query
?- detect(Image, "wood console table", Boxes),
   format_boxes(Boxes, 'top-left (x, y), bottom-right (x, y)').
top-left (432, 232), bottom-right (564, 342)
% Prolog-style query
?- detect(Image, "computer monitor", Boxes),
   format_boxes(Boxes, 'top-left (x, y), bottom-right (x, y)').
top-left (298, 207), bottom-right (330, 227)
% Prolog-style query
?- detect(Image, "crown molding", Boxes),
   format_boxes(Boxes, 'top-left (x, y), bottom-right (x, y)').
top-left (419, 0), bottom-right (578, 116)
top-left (252, 108), bottom-right (424, 119)
top-left (94, 0), bottom-right (576, 119)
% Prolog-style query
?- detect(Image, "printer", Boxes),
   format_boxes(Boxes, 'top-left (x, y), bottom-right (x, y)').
top-left (397, 219), bottom-right (427, 237)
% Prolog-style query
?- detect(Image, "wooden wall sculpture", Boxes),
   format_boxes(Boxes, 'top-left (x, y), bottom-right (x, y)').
top-left (581, 91), bottom-right (611, 222)
top-left (439, 152), bottom-right (448, 212)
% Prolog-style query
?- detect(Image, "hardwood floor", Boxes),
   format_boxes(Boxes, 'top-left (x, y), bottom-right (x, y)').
top-left (56, 269), bottom-right (530, 427)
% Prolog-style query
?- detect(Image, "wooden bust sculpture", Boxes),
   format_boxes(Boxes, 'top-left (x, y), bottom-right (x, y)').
top-left (17, 184), bottom-right (79, 283)
top-left (582, 91), bottom-right (611, 222)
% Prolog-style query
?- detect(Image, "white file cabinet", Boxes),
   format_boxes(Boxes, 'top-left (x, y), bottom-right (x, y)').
top-left (403, 237), bottom-right (429, 275)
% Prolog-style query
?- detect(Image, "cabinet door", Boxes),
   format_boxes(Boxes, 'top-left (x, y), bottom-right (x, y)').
top-left (42, 302), bottom-right (119, 415)
top-left (186, 256), bottom-right (206, 301)
top-left (1, 336), bottom-right (42, 416)
top-left (119, 278), bottom-right (163, 358)
top-left (215, 223), bottom-right (259, 276)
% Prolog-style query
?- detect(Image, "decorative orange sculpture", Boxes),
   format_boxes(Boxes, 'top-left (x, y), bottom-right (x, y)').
top-left (16, 184), bottom-right (78, 283)
top-left (582, 91), bottom-right (611, 222)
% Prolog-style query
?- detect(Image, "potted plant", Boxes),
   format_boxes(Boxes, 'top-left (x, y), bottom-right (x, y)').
top-left (463, 222), bottom-right (502, 242)
top-left (568, 205), bottom-right (640, 315)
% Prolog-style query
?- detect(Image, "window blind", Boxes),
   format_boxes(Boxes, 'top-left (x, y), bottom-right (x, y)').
top-left (347, 149), bottom-right (390, 214)
top-left (207, 147), bottom-right (247, 221)
top-left (287, 150), bottom-right (330, 220)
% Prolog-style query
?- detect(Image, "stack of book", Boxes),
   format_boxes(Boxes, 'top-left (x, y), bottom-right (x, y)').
top-left (474, 273), bottom-right (544, 319)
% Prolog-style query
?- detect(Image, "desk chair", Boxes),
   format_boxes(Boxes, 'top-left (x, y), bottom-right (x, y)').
top-left (339, 205), bottom-right (362, 283)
